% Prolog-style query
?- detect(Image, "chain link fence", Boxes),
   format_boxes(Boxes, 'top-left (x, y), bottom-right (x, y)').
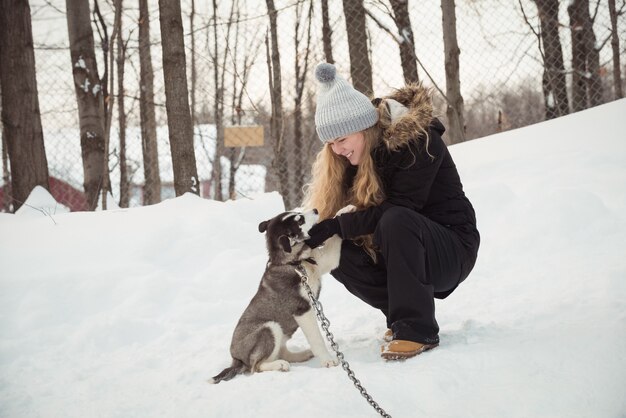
top-left (1, 0), bottom-right (624, 212)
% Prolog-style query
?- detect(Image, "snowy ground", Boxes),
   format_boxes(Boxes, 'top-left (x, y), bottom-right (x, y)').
top-left (1, 99), bottom-right (625, 418)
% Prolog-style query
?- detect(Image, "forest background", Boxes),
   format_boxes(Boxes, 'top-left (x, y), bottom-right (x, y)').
top-left (0, 0), bottom-right (624, 212)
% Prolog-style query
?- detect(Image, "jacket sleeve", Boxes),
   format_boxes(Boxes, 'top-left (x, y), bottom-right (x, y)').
top-left (337, 128), bottom-right (445, 239)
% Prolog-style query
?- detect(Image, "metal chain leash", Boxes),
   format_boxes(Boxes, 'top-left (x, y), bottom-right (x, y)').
top-left (295, 264), bottom-right (392, 418)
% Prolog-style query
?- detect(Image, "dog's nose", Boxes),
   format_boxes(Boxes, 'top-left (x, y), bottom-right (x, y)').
top-left (312, 208), bottom-right (318, 214)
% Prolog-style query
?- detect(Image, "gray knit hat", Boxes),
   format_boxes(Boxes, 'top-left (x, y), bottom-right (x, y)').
top-left (314, 63), bottom-right (378, 143)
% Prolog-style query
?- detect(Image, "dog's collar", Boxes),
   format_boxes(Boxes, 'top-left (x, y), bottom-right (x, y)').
top-left (288, 257), bottom-right (317, 266)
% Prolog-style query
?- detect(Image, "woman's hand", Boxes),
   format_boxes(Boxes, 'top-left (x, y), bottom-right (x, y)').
top-left (304, 218), bottom-right (342, 249)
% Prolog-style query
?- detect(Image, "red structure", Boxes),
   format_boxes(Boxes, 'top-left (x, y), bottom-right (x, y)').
top-left (0, 177), bottom-right (89, 212)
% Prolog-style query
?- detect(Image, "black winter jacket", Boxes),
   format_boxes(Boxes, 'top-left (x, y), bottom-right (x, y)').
top-left (336, 85), bottom-right (480, 264)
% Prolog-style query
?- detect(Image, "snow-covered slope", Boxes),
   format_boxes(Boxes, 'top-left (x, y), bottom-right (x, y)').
top-left (1, 99), bottom-right (625, 418)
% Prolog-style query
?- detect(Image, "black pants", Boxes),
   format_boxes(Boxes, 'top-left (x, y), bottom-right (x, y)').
top-left (331, 206), bottom-right (473, 344)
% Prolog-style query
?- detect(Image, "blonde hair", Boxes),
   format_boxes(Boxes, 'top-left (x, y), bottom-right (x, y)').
top-left (302, 122), bottom-right (385, 258)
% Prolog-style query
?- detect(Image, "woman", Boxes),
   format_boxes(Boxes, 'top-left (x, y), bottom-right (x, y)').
top-left (302, 63), bottom-right (480, 360)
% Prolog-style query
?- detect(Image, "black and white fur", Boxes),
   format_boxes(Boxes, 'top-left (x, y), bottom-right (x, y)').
top-left (209, 207), bottom-right (353, 384)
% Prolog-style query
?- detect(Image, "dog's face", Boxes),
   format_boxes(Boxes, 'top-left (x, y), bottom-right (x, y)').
top-left (258, 210), bottom-right (318, 262)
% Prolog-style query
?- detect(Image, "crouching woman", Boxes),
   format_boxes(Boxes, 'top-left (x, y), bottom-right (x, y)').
top-left (302, 63), bottom-right (480, 360)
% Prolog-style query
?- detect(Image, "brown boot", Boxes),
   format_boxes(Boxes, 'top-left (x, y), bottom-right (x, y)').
top-left (383, 329), bottom-right (393, 343)
top-left (381, 339), bottom-right (438, 360)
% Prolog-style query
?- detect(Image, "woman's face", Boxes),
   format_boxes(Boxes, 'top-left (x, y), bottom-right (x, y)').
top-left (328, 131), bottom-right (366, 166)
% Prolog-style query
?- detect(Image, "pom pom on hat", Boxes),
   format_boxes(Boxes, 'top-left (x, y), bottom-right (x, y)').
top-left (315, 62), bottom-right (336, 83)
top-left (313, 62), bottom-right (378, 143)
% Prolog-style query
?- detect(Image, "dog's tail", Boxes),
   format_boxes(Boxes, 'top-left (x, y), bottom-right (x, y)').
top-left (208, 359), bottom-right (248, 384)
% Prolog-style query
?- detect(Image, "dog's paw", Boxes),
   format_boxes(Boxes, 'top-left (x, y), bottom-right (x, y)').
top-left (320, 358), bottom-right (339, 368)
top-left (277, 360), bottom-right (291, 372)
top-left (335, 204), bottom-right (356, 217)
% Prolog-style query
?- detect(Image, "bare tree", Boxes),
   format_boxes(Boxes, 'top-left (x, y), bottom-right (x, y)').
top-left (441, 0), bottom-right (465, 143)
top-left (226, 0), bottom-right (261, 200)
top-left (93, 0), bottom-right (110, 120)
top-left (138, 0), bottom-right (161, 204)
top-left (227, 2), bottom-right (242, 200)
top-left (608, 0), bottom-right (623, 99)
top-left (208, 0), bottom-right (236, 201)
top-left (320, 0), bottom-right (334, 64)
top-left (568, 0), bottom-right (604, 111)
top-left (525, 0), bottom-right (570, 119)
top-left (0, 0), bottom-right (50, 211)
top-left (115, 0), bottom-right (130, 207)
top-left (97, 0), bottom-right (123, 210)
top-left (292, 0), bottom-right (314, 205)
top-left (342, 0), bottom-right (373, 95)
top-left (389, 0), bottom-right (419, 84)
top-left (158, 0), bottom-right (199, 196)
top-left (209, 0), bottom-right (223, 201)
top-left (364, 1), bottom-right (418, 84)
top-left (66, 0), bottom-right (108, 210)
top-left (265, 0), bottom-right (290, 209)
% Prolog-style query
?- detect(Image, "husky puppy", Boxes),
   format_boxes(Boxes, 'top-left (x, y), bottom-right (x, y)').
top-left (210, 209), bottom-right (345, 384)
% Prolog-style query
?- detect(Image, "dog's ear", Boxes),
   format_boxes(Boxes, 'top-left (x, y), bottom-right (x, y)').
top-left (258, 220), bottom-right (269, 233)
top-left (278, 235), bottom-right (292, 253)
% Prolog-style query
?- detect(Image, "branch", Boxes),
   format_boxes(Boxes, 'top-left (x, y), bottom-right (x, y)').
top-left (591, 0), bottom-right (601, 22)
top-left (364, 9), bottom-right (401, 44)
top-left (41, 0), bottom-right (65, 15)
top-left (92, 0), bottom-right (109, 97)
top-left (597, 32), bottom-right (613, 51)
top-left (7, 198), bottom-right (58, 224)
top-left (518, 0), bottom-right (545, 64)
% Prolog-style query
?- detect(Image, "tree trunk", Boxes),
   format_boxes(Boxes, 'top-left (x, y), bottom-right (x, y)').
top-left (210, 0), bottom-right (229, 201)
top-left (441, 0), bottom-right (465, 143)
top-left (138, 0), bottom-right (161, 204)
top-left (608, 0), bottom-right (623, 99)
top-left (115, 0), bottom-right (129, 207)
top-left (568, 0), bottom-right (604, 111)
top-left (228, 0), bottom-right (244, 200)
top-left (293, 0), bottom-right (313, 206)
top-left (321, 0), bottom-right (334, 64)
top-left (100, 0), bottom-right (123, 210)
top-left (227, 0), bottom-right (258, 200)
top-left (66, 0), bottom-right (107, 210)
top-left (265, 0), bottom-right (290, 209)
top-left (158, 0), bottom-right (199, 196)
top-left (342, 0), bottom-right (373, 96)
top-left (0, 0), bottom-right (49, 212)
top-left (568, 2), bottom-right (586, 111)
top-left (1, 128), bottom-right (11, 211)
top-left (190, 0), bottom-right (197, 130)
top-left (389, 0), bottom-right (419, 84)
top-left (534, 0), bottom-right (570, 119)
top-left (228, 4), bottom-right (239, 201)
top-left (582, 4), bottom-right (603, 107)
top-left (93, 0), bottom-right (110, 122)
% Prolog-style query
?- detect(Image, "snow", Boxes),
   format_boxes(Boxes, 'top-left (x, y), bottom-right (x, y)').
top-left (73, 56), bottom-right (87, 71)
top-left (1, 99), bottom-right (625, 417)
top-left (80, 78), bottom-right (90, 94)
top-left (14, 186), bottom-right (70, 217)
top-left (546, 91), bottom-right (554, 108)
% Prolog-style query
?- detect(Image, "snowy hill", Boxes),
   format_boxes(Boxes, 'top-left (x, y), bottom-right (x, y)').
top-left (1, 99), bottom-right (625, 418)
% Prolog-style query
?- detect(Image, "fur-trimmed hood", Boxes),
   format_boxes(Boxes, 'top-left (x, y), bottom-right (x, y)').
top-left (375, 83), bottom-right (441, 151)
